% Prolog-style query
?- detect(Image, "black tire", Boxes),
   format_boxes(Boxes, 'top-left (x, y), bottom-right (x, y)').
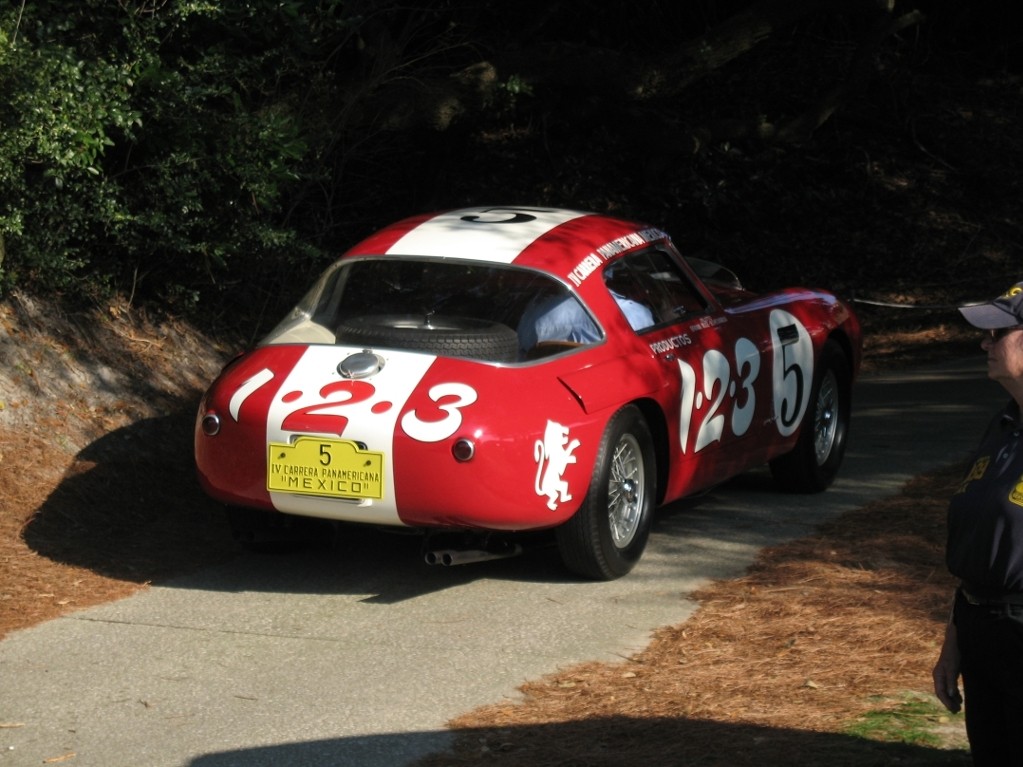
top-left (768, 339), bottom-right (851, 493)
top-left (335, 314), bottom-right (518, 362)
top-left (556, 406), bottom-right (656, 580)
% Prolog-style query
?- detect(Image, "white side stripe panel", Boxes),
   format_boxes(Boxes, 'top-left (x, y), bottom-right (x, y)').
top-left (266, 347), bottom-right (436, 525)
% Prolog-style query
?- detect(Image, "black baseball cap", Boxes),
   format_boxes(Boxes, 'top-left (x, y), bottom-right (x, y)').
top-left (959, 281), bottom-right (1023, 329)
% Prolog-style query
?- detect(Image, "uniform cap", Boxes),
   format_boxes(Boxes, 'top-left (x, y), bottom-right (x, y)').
top-left (959, 281), bottom-right (1023, 329)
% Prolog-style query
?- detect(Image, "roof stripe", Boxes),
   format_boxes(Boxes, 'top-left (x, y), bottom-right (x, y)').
top-left (384, 207), bottom-right (592, 264)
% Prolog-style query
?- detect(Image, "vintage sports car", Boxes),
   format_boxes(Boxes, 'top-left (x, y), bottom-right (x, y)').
top-left (195, 206), bottom-right (862, 580)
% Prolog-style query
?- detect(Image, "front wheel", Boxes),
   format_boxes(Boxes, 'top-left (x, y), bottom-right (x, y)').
top-left (556, 406), bottom-right (656, 580)
top-left (769, 339), bottom-right (851, 493)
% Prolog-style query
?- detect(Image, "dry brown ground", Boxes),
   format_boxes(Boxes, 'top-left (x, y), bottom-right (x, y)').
top-left (0, 288), bottom-right (982, 764)
top-left (0, 294), bottom-right (238, 636)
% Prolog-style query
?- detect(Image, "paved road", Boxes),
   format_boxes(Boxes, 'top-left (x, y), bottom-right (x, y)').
top-left (0, 358), bottom-right (1004, 767)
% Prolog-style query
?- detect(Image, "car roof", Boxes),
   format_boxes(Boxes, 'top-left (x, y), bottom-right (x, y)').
top-left (343, 206), bottom-right (673, 290)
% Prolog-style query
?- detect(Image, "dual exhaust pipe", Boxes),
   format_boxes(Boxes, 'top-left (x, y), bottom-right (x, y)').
top-left (424, 543), bottom-right (522, 567)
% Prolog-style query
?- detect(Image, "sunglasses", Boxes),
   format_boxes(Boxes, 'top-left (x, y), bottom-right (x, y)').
top-left (988, 326), bottom-right (1023, 341)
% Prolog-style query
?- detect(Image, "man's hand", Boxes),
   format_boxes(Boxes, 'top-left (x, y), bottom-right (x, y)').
top-left (933, 621), bottom-right (963, 714)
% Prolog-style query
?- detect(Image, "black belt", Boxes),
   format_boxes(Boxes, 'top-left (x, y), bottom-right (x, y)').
top-left (960, 585), bottom-right (1023, 607)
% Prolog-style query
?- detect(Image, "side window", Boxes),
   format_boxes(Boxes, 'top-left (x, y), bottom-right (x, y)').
top-left (603, 260), bottom-right (656, 331)
top-left (604, 250), bottom-right (707, 330)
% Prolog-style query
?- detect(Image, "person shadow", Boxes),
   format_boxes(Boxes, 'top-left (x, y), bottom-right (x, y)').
top-left (185, 716), bottom-right (971, 767)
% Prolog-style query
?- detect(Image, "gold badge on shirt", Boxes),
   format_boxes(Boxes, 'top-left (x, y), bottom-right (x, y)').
top-left (956, 456), bottom-right (990, 495)
top-left (1011, 475), bottom-right (1023, 507)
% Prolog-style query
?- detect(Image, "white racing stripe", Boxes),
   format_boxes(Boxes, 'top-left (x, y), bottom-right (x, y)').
top-left (385, 207), bottom-right (591, 263)
top-left (266, 347), bottom-right (436, 525)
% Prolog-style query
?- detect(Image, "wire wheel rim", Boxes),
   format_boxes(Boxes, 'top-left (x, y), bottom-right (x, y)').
top-left (607, 433), bottom-right (645, 548)
top-left (813, 369), bottom-right (840, 465)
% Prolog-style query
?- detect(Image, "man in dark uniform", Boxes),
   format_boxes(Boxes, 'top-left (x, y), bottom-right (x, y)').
top-left (933, 281), bottom-right (1023, 765)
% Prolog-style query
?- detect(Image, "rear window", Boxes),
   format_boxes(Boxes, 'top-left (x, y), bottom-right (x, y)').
top-left (262, 258), bottom-right (602, 362)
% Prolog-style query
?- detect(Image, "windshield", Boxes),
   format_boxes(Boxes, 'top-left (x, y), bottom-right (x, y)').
top-left (262, 258), bottom-right (603, 362)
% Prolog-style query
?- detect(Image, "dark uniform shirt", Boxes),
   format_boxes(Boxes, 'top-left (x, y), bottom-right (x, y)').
top-left (948, 400), bottom-right (1023, 594)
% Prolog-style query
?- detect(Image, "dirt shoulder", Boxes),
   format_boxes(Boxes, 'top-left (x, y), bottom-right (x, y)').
top-left (0, 293), bottom-right (238, 636)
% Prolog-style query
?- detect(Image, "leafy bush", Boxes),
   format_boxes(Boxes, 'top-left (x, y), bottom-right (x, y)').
top-left (0, 1), bottom-right (384, 310)
top-left (0, 10), bottom-right (140, 294)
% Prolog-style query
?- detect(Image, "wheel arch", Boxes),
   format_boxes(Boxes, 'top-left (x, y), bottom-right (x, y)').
top-left (768, 335), bottom-right (853, 493)
top-left (819, 323), bottom-right (861, 381)
top-left (630, 396), bottom-right (670, 506)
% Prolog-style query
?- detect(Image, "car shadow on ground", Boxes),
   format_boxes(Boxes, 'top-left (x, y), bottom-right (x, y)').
top-left (21, 404), bottom-right (242, 583)
top-left (20, 405), bottom-right (586, 599)
top-left (185, 716), bottom-right (970, 767)
top-left (25, 387), bottom-right (939, 605)
top-left (20, 398), bottom-right (875, 605)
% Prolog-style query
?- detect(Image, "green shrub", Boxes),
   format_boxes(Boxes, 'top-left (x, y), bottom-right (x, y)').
top-left (0, 1), bottom-right (337, 308)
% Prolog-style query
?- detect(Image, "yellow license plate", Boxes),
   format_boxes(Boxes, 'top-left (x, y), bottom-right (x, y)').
top-left (267, 437), bottom-right (385, 500)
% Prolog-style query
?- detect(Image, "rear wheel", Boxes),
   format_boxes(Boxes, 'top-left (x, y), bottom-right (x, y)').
top-left (556, 406), bottom-right (655, 580)
top-left (769, 340), bottom-right (851, 492)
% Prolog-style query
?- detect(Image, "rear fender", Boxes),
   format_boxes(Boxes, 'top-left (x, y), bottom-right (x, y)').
top-left (557, 354), bottom-right (665, 415)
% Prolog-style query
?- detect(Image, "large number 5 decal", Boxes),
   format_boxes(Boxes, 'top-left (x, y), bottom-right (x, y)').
top-left (770, 310), bottom-right (813, 437)
top-left (459, 207), bottom-right (551, 225)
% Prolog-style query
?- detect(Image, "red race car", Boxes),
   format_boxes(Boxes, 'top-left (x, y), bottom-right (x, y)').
top-left (195, 206), bottom-right (861, 579)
